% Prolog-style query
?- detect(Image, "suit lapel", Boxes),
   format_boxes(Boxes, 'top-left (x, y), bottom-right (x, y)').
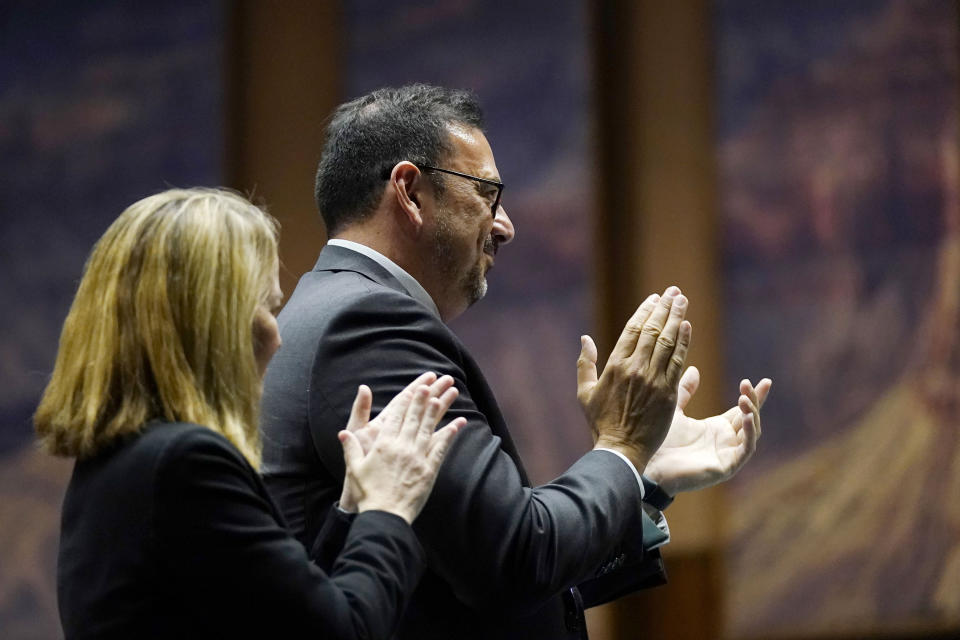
top-left (313, 242), bottom-right (532, 485)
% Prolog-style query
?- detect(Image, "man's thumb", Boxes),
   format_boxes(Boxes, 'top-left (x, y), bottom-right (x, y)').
top-left (577, 335), bottom-right (599, 394)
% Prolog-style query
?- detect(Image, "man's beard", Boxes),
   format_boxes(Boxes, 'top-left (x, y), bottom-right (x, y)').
top-left (464, 260), bottom-right (488, 305)
top-left (432, 210), bottom-right (489, 308)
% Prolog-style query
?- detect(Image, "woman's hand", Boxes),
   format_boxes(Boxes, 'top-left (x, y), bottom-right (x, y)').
top-left (337, 374), bottom-right (464, 524)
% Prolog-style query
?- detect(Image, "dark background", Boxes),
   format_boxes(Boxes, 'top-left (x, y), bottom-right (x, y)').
top-left (1, 1), bottom-right (957, 638)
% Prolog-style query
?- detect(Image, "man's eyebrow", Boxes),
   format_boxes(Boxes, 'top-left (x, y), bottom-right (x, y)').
top-left (476, 173), bottom-right (503, 185)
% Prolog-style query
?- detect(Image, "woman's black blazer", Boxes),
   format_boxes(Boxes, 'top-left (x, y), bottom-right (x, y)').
top-left (57, 421), bottom-right (423, 640)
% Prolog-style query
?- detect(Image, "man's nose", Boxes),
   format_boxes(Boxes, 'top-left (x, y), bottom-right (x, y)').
top-left (493, 205), bottom-right (515, 245)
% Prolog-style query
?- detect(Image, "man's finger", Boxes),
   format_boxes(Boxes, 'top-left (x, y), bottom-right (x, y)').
top-left (738, 394), bottom-right (761, 439)
top-left (634, 287), bottom-right (680, 365)
top-left (664, 320), bottom-right (692, 388)
top-left (755, 378), bottom-right (773, 408)
top-left (677, 366), bottom-right (700, 412)
top-left (577, 335), bottom-right (599, 400)
top-left (609, 293), bottom-right (660, 362)
top-left (346, 385), bottom-right (373, 433)
top-left (738, 408), bottom-right (759, 459)
top-left (740, 379), bottom-right (758, 408)
top-left (649, 293), bottom-right (688, 374)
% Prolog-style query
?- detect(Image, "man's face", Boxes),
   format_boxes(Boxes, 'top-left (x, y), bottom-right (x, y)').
top-left (428, 125), bottom-right (515, 317)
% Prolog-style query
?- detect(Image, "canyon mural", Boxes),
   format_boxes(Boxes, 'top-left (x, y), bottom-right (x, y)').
top-left (719, 1), bottom-right (960, 636)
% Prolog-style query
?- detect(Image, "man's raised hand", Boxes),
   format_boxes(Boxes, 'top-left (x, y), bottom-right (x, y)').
top-left (577, 286), bottom-right (692, 472)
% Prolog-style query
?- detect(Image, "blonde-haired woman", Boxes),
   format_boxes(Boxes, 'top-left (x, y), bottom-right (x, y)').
top-left (36, 188), bottom-right (462, 640)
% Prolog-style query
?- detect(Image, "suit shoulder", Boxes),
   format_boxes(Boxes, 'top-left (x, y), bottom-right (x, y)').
top-left (281, 272), bottom-right (451, 350)
top-left (292, 269), bottom-right (437, 316)
top-left (337, 286), bottom-right (443, 329)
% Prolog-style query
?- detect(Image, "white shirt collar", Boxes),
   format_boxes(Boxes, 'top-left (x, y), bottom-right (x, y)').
top-left (327, 239), bottom-right (441, 319)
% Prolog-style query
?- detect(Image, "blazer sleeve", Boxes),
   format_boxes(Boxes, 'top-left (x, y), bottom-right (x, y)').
top-left (306, 290), bottom-right (661, 615)
top-left (576, 512), bottom-right (668, 608)
top-left (311, 504), bottom-right (356, 572)
top-left (153, 428), bottom-right (424, 640)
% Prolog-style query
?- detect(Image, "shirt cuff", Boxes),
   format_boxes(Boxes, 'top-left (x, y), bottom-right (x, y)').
top-left (594, 448), bottom-right (645, 499)
top-left (334, 500), bottom-right (357, 515)
top-left (643, 504), bottom-right (671, 549)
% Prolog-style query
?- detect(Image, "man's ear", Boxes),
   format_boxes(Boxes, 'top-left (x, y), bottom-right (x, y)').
top-left (389, 161), bottom-right (427, 230)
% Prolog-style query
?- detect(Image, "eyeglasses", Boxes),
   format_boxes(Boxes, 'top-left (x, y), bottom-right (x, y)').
top-left (417, 164), bottom-right (504, 218)
top-left (380, 163), bottom-right (505, 217)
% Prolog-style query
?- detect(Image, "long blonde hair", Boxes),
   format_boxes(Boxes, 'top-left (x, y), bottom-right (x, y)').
top-left (35, 188), bottom-right (278, 469)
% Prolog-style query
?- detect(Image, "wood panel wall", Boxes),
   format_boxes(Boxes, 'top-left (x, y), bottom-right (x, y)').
top-left (589, 1), bottom-right (726, 638)
top-left (224, 0), bottom-right (342, 299)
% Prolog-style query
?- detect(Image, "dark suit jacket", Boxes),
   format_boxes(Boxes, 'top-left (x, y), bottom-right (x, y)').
top-left (260, 244), bottom-right (666, 640)
top-left (57, 422), bottom-right (424, 640)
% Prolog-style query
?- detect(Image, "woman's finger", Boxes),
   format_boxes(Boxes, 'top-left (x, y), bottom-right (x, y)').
top-left (419, 398), bottom-right (443, 445)
top-left (427, 374), bottom-right (456, 400)
top-left (426, 419), bottom-right (464, 470)
top-left (399, 385), bottom-right (431, 440)
top-left (379, 372), bottom-right (438, 431)
top-left (434, 386), bottom-right (459, 416)
top-left (345, 385), bottom-right (373, 433)
top-left (417, 387), bottom-right (459, 445)
top-left (338, 430), bottom-right (364, 470)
